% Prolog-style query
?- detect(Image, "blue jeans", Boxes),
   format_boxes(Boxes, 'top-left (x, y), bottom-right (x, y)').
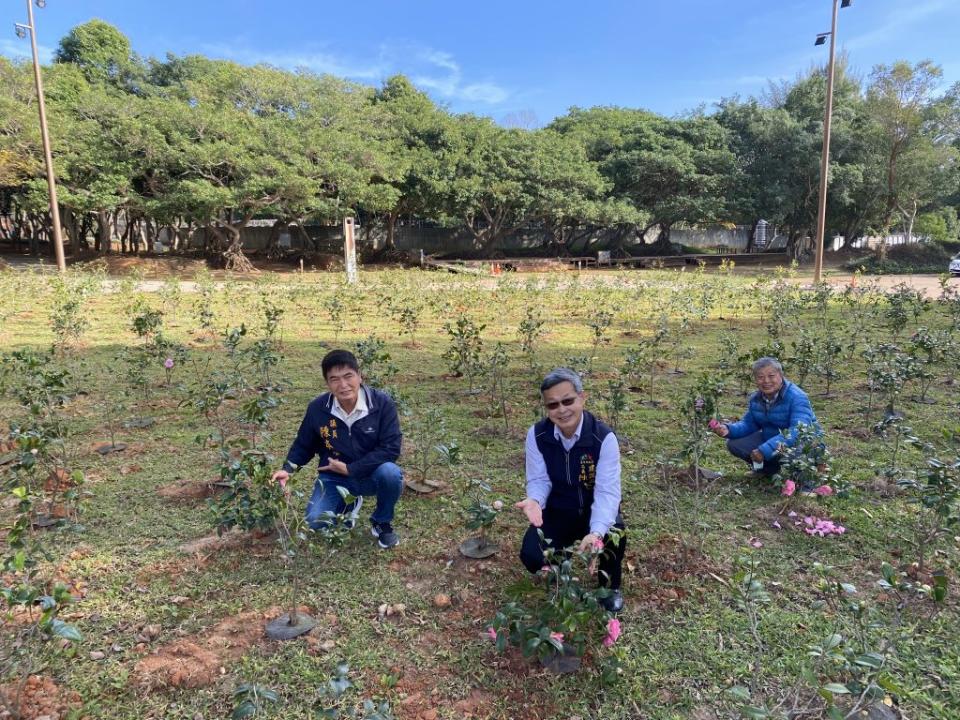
top-left (305, 462), bottom-right (403, 530)
top-left (726, 431), bottom-right (781, 477)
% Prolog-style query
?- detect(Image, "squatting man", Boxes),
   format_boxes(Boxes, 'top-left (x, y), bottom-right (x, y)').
top-left (272, 349), bottom-right (404, 549)
top-left (515, 367), bottom-right (627, 613)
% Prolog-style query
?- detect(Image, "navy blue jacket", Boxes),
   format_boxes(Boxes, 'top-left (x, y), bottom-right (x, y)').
top-left (533, 411), bottom-right (613, 514)
top-left (726, 380), bottom-right (819, 460)
top-left (282, 386), bottom-right (402, 479)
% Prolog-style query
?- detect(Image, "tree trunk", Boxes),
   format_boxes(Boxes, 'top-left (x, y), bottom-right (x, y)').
top-left (96, 210), bottom-right (111, 253)
top-left (745, 220), bottom-right (758, 253)
top-left (213, 220), bottom-right (256, 273)
top-left (385, 211), bottom-right (397, 250)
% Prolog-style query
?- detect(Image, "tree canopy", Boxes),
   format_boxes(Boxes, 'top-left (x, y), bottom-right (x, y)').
top-left (1, 20), bottom-right (958, 264)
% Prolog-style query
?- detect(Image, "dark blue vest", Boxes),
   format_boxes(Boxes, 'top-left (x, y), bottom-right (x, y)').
top-left (534, 411), bottom-right (612, 514)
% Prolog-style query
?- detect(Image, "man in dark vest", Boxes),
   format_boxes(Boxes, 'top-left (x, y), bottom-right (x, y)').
top-left (516, 368), bottom-right (626, 613)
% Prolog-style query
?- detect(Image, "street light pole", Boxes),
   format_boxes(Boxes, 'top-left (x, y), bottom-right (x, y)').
top-left (812, 0), bottom-right (850, 284)
top-left (17, 0), bottom-right (66, 272)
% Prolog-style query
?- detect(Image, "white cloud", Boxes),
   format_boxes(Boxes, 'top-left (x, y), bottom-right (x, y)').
top-left (410, 47), bottom-right (508, 105)
top-left (197, 40), bottom-right (509, 107)
top-left (199, 42), bottom-right (387, 80)
top-left (0, 38), bottom-right (54, 62)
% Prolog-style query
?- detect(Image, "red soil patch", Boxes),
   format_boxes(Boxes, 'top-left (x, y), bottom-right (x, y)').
top-left (133, 610), bottom-right (274, 691)
top-left (157, 478), bottom-right (219, 501)
top-left (0, 675), bottom-right (82, 720)
top-left (628, 534), bottom-right (720, 608)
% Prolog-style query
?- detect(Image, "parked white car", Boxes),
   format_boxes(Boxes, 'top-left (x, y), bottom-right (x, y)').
top-left (951, 254), bottom-right (960, 276)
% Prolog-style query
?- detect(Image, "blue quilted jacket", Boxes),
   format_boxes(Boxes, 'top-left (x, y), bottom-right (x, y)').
top-left (725, 380), bottom-right (819, 460)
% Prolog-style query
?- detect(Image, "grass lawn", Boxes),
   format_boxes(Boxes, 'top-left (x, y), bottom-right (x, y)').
top-left (1, 265), bottom-right (958, 720)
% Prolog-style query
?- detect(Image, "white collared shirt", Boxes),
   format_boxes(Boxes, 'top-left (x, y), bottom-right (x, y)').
top-left (554, 414), bottom-right (584, 451)
top-left (525, 414), bottom-right (621, 537)
top-left (331, 388), bottom-right (369, 429)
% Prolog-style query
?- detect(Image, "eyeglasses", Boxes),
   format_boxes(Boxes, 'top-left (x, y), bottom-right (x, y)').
top-left (544, 397), bottom-right (578, 411)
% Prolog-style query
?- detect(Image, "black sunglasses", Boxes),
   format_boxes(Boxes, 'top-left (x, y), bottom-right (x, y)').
top-left (544, 397), bottom-right (578, 411)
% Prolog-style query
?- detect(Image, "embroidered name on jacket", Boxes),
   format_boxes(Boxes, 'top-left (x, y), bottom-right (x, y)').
top-left (579, 453), bottom-right (596, 490)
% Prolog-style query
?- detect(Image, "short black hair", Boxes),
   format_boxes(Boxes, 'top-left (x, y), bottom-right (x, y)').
top-left (321, 349), bottom-right (360, 379)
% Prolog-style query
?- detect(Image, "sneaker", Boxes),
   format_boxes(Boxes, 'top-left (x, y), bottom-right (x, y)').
top-left (371, 520), bottom-right (400, 549)
top-left (599, 589), bottom-right (624, 614)
top-left (344, 496), bottom-right (364, 529)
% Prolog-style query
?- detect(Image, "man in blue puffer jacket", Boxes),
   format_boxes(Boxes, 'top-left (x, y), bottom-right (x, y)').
top-left (711, 357), bottom-right (820, 478)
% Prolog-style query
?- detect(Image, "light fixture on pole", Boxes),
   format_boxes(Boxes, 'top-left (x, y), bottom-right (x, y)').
top-left (812, 0), bottom-right (853, 283)
top-left (16, 0), bottom-right (66, 272)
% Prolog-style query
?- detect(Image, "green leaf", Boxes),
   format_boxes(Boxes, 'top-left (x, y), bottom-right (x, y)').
top-left (854, 653), bottom-right (885, 670)
top-left (49, 619), bottom-right (82, 642)
top-left (232, 700), bottom-right (257, 720)
top-left (726, 686), bottom-right (752, 702)
top-left (877, 674), bottom-right (907, 695)
top-left (823, 683), bottom-right (851, 695)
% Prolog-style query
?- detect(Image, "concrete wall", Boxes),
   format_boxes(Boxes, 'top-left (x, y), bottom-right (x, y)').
top-left (155, 221), bottom-right (768, 256)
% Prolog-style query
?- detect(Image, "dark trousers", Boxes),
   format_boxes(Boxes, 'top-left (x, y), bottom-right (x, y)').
top-left (726, 430), bottom-right (781, 476)
top-left (519, 507), bottom-right (626, 590)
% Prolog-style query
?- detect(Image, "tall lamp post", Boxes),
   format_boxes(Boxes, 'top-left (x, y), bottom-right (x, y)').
top-left (811, 0), bottom-right (852, 284)
top-left (15, 0), bottom-right (66, 272)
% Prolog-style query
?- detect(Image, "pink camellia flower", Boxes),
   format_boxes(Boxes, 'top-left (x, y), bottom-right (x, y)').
top-left (781, 479), bottom-right (796, 497)
top-left (813, 485), bottom-right (833, 496)
top-left (492, 500), bottom-right (503, 511)
top-left (592, 537), bottom-right (605, 552)
top-left (603, 617), bottom-right (622, 647)
top-left (164, 358), bottom-right (174, 369)
top-left (549, 631), bottom-right (564, 642)
top-left (539, 565), bottom-right (552, 575)
top-left (486, 627), bottom-right (498, 642)
top-left (708, 419), bottom-right (721, 430)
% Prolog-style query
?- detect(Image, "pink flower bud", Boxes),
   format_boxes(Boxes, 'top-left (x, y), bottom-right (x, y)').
top-left (164, 358), bottom-right (174, 369)
top-left (781, 479), bottom-right (796, 497)
top-left (492, 500), bottom-right (503, 511)
top-left (708, 419), bottom-right (721, 430)
top-left (549, 631), bottom-right (564, 642)
top-left (602, 617), bottom-right (621, 647)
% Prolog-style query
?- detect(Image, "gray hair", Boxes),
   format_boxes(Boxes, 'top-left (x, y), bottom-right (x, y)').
top-left (752, 357), bottom-right (783, 376)
top-left (540, 367), bottom-right (583, 394)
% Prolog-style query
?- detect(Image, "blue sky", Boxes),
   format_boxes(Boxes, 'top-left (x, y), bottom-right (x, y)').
top-left (2, 0), bottom-right (959, 124)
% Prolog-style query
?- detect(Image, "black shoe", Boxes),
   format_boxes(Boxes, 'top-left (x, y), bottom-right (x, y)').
top-left (371, 520), bottom-right (400, 549)
top-left (599, 589), bottom-right (624, 614)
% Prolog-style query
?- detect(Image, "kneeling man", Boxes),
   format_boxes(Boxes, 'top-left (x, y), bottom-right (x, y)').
top-left (516, 368), bottom-right (626, 613)
top-left (272, 349), bottom-right (403, 549)
top-left (711, 356), bottom-right (820, 483)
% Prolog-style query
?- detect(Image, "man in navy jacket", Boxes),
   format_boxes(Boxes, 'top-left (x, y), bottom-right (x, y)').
top-left (712, 357), bottom-right (820, 479)
top-left (515, 368), bottom-right (626, 613)
top-left (272, 350), bottom-right (403, 548)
